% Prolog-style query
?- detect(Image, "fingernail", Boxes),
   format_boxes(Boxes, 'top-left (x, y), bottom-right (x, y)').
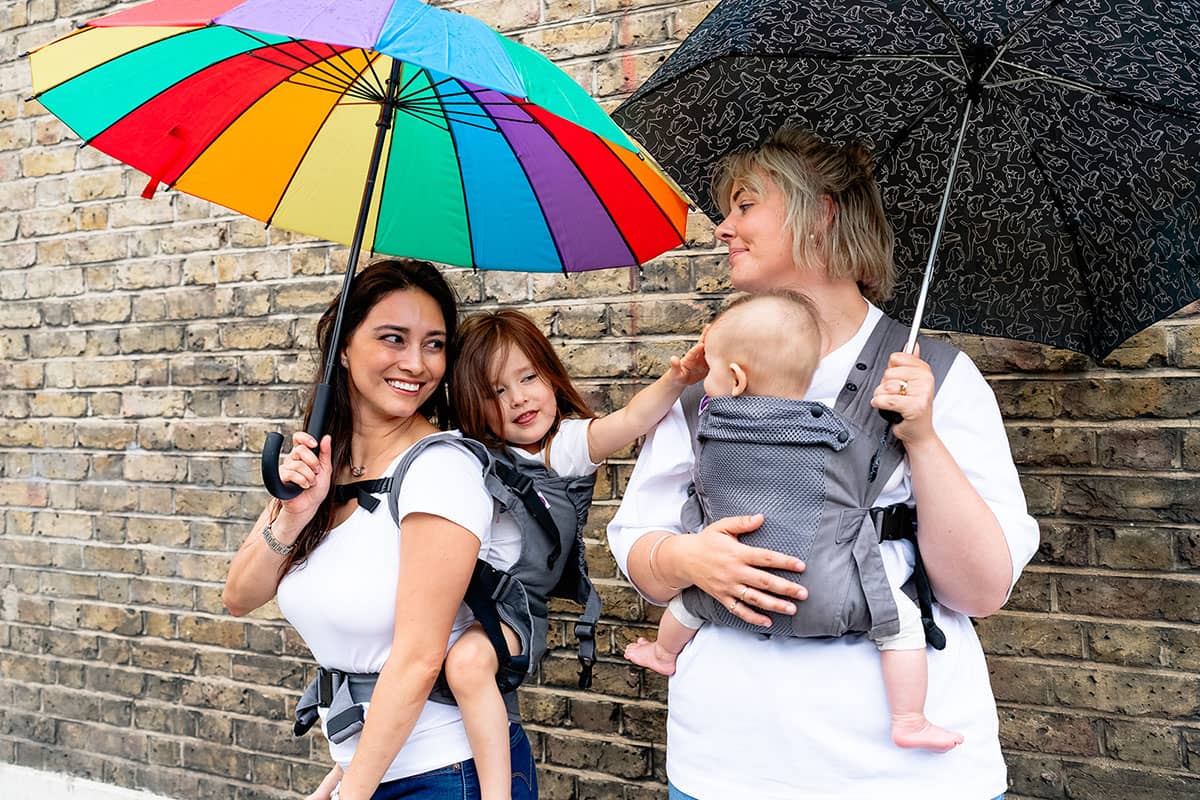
top-left (783, 604), bottom-right (796, 615)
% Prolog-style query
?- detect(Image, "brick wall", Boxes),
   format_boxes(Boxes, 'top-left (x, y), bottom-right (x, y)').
top-left (2, 2), bottom-right (1198, 799)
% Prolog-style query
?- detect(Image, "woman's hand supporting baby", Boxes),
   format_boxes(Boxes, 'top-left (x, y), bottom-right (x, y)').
top-left (635, 515), bottom-right (807, 627)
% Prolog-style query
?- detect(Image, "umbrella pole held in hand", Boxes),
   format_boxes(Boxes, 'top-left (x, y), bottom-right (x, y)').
top-left (903, 96), bottom-right (974, 355)
top-left (261, 59), bottom-right (405, 501)
top-left (880, 97), bottom-right (973, 426)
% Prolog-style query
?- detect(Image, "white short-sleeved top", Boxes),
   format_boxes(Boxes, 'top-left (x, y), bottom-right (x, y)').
top-left (489, 416), bottom-right (601, 550)
top-left (276, 434), bottom-right (522, 782)
top-left (608, 304), bottom-right (1040, 800)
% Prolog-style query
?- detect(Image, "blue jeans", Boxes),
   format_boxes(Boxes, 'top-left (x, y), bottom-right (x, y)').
top-left (371, 724), bottom-right (537, 799)
top-left (669, 784), bottom-right (1003, 800)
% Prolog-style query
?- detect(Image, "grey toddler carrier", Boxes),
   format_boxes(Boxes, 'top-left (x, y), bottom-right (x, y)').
top-left (679, 314), bottom-right (957, 644)
top-left (293, 432), bottom-right (600, 743)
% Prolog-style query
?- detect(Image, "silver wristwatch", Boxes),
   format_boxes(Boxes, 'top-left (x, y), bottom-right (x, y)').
top-left (262, 523), bottom-right (295, 555)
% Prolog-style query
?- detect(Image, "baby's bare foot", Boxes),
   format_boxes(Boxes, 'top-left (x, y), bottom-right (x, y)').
top-left (891, 713), bottom-right (964, 753)
top-left (624, 637), bottom-right (678, 676)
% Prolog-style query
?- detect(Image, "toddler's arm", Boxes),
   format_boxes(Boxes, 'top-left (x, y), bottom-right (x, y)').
top-left (306, 764), bottom-right (343, 800)
top-left (586, 339), bottom-right (707, 463)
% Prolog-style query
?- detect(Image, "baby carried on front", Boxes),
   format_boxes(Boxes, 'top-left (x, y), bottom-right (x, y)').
top-left (624, 290), bottom-right (963, 753)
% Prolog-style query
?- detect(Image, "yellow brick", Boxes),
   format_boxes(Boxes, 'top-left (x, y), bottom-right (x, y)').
top-left (518, 20), bottom-right (614, 59)
top-left (20, 147), bottom-right (76, 178)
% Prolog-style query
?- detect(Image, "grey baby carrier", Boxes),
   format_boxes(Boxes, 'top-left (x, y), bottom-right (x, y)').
top-left (679, 314), bottom-right (957, 645)
top-left (293, 432), bottom-right (600, 743)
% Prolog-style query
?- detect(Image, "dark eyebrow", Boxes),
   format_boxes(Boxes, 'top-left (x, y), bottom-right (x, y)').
top-left (374, 325), bottom-right (447, 338)
top-left (732, 187), bottom-right (746, 203)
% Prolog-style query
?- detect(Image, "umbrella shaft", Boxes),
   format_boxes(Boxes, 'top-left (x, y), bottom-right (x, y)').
top-left (905, 96), bottom-right (974, 354)
top-left (320, 58), bottom-right (404, 388)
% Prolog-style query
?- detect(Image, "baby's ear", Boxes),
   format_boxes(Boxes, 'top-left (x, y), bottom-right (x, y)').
top-left (729, 362), bottom-right (749, 397)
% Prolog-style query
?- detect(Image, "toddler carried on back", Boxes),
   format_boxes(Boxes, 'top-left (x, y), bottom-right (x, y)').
top-left (624, 290), bottom-right (963, 753)
top-left (312, 310), bottom-right (705, 800)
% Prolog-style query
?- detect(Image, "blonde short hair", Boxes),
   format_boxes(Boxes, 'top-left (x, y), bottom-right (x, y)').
top-left (713, 127), bottom-right (896, 302)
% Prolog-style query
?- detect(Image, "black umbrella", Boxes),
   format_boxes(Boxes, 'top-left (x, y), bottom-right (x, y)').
top-left (613, 0), bottom-right (1200, 359)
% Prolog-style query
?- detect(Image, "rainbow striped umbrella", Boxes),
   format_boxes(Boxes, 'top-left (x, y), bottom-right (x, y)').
top-left (29, 0), bottom-right (688, 273)
top-left (29, 0), bottom-right (689, 498)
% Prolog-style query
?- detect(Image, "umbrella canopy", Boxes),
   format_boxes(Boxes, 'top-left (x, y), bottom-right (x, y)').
top-left (613, 0), bottom-right (1200, 359)
top-left (29, 0), bottom-right (689, 273)
top-left (30, 0), bottom-right (691, 498)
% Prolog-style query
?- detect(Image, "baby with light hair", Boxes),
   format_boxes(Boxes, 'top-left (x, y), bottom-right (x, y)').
top-left (698, 290), bottom-right (823, 401)
top-left (624, 290), bottom-right (963, 753)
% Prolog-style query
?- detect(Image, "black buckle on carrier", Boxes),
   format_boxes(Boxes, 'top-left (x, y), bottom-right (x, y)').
top-left (317, 667), bottom-right (344, 708)
top-left (874, 504), bottom-right (916, 542)
top-left (575, 621), bottom-right (597, 690)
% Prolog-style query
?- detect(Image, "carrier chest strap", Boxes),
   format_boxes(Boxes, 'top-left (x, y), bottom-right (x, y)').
top-left (492, 458), bottom-right (564, 568)
top-left (333, 478), bottom-right (392, 513)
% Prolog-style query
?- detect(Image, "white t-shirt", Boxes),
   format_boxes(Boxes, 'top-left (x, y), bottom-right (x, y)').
top-left (514, 415), bottom-right (601, 477)
top-left (489, 417), bottom-right (601, 552)
top-left (608, 305), bottom-right (1040, 800)
top-left (276, 434), bottom-right (522, 782)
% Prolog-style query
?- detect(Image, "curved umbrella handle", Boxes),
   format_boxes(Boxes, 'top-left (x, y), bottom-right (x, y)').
top-left (261, 432), bottom-right (303, 500)
top-left (261, 383), bottom-right (332, 500)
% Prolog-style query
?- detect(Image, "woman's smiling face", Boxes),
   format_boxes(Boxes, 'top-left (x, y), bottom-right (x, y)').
top-left (714, 174), bottom-right (799, 293)
top-left (341, 288), bottom-right (447, 426)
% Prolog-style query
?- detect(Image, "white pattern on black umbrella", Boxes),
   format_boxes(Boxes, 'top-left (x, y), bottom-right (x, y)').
top-left (614, 0), bottom-right (1200, 359)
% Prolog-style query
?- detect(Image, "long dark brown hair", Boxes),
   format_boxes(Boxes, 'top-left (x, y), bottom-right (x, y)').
top-left (280, 258), bottom-right (459, 576)
top-left (451, 310), bottom-right (592, 450)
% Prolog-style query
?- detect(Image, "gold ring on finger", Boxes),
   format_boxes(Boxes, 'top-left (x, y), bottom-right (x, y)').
top-left (898, 380), bottom-right (909, 396)
top-left (739, 587), bottom-right (749, 604)
top-left (730, 598), bottom-right (740, 612)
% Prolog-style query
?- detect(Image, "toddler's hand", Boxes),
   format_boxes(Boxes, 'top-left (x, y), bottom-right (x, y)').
top-left (305, 764), bottom-right (343, 800)
top-left (669, 339), bottom-right (708, 386)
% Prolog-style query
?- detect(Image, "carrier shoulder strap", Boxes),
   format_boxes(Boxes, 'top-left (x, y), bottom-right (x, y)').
top-left (383, 433), bottom-right (526, 687)
top-left (385, 431), bottom-right (496, 527)
top-left (680, 384), bottom-right (706, 459)
top-left (836, 315), bottom-right (958, 506)
top-left (834, 314), bottom-right (959, 649)
top-left (386, 433), bottom-right (600, 690)
top-left (491, 455), bottom-right (564, 570)
top-left (490, 447), bottom-right (601, 689)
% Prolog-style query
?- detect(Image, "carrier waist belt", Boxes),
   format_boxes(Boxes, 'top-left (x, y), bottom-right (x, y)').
top-left (294, 667), bottom-right (378, 744)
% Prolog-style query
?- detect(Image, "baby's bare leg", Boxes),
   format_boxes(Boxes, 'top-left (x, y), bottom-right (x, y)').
top-left (624, 606), bottom-right (699, 677)
top-left (305, 764), bottom-right (343, 800)
top-left (880, 648), bottom-right (964, 753)
top-left (445, 622), bottom-right (520, 800)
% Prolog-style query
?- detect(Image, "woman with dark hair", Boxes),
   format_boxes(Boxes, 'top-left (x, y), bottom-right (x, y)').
top-left (608, 129), bottom-right (1039, 799)
top-left (223, 259), bottom-right (535, 800)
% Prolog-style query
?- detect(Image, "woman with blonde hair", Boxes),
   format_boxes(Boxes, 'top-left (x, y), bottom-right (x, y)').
top-left (608, 128), bottom-right (1038, 799)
